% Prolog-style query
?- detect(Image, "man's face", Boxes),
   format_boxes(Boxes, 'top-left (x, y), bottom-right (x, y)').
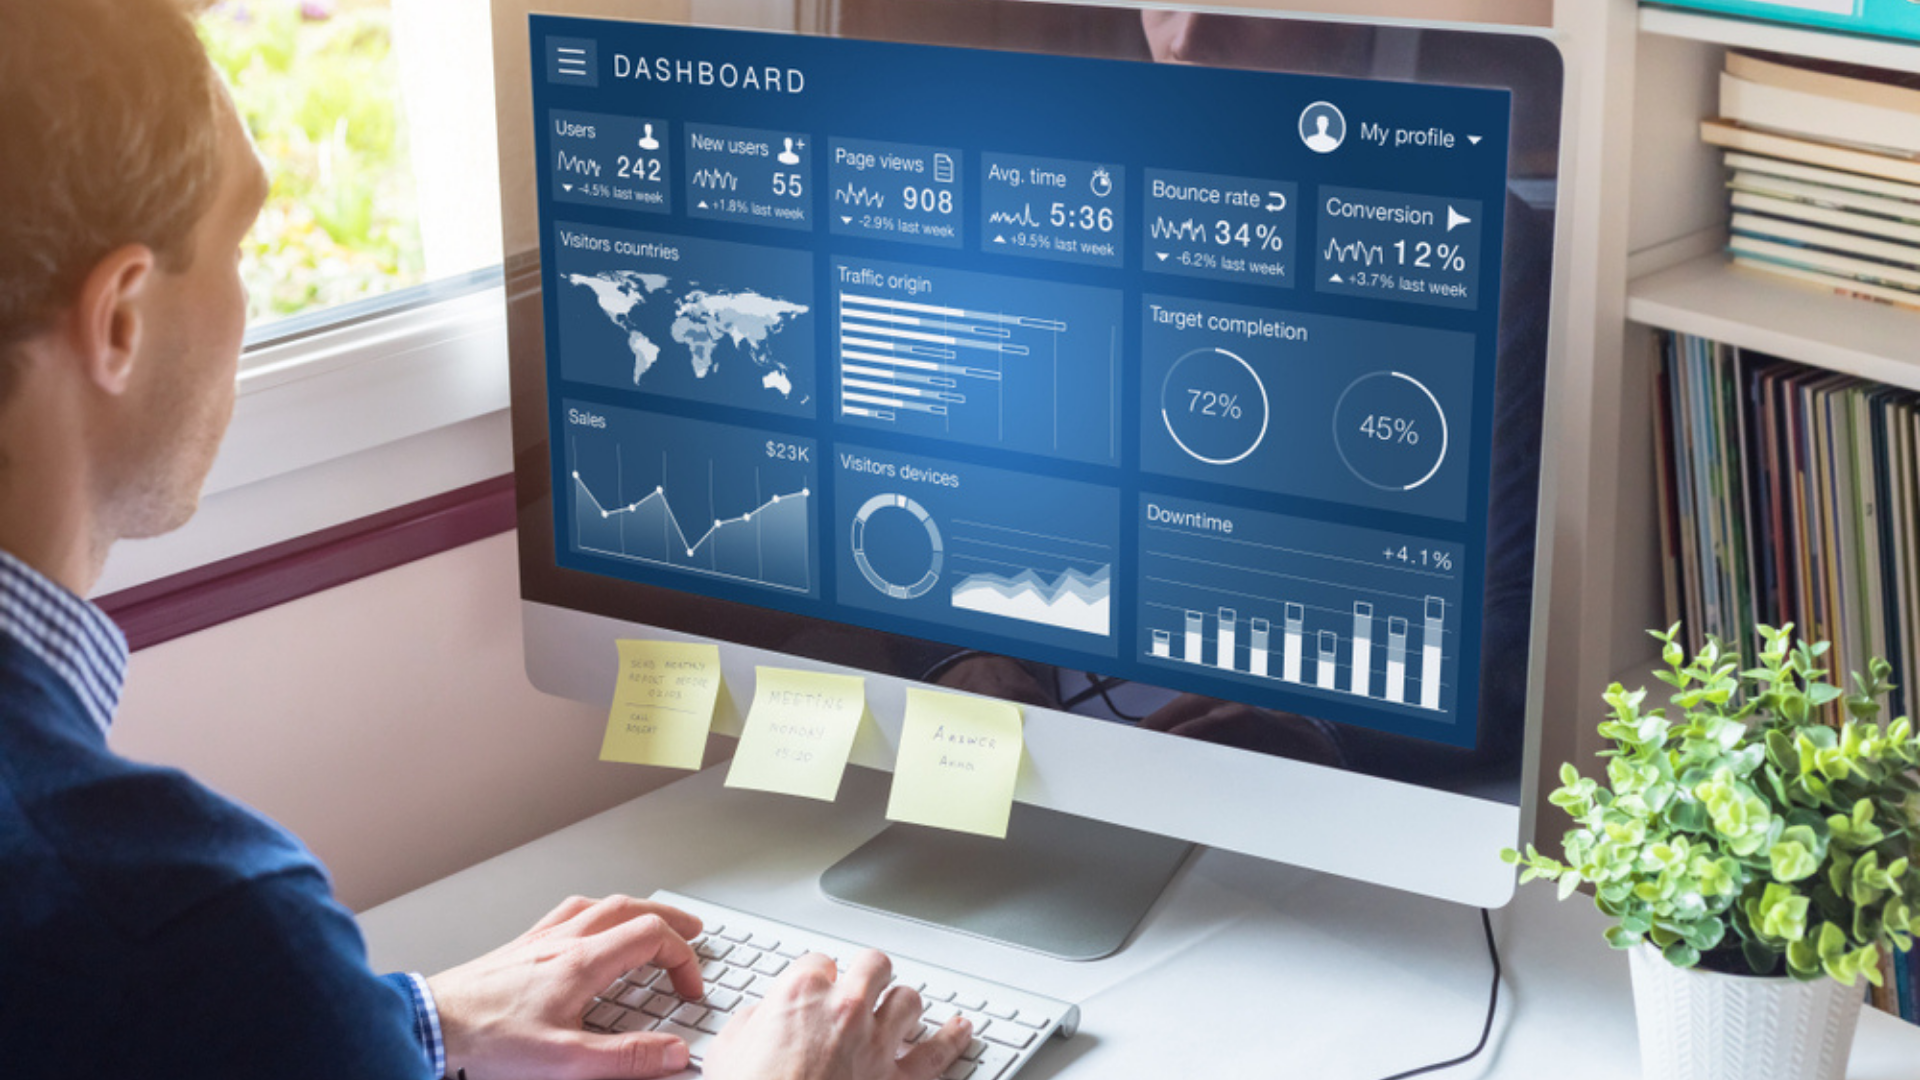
top-left (101, 88), bottom-right (268, 541)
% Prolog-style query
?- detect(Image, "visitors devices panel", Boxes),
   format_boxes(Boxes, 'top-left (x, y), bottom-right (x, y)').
top-left (532, 17), bottom-right (1514, 747)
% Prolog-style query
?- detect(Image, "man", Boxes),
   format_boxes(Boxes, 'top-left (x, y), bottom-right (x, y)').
top-left (0, 2), bottom-right (971, 1077)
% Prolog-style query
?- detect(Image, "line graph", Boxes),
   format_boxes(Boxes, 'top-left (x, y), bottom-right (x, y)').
top-left (565, 403), bottom-right (818, 596)
top-left (1322, 237), bottom-right (1388, 266)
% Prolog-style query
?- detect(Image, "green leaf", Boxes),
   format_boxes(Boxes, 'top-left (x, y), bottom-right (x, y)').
top-left (1770, 839), bottom-right (1820, 883)
top-left (1663, 940), bottom-right (1702, 968)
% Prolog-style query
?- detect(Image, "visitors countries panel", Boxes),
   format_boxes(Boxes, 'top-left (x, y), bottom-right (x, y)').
top-left (532, 17), bottom-right (1515, 748)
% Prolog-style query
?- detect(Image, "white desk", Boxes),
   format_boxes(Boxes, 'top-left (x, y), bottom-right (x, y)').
top-left (361, 766), bottom-right (1920, 1078)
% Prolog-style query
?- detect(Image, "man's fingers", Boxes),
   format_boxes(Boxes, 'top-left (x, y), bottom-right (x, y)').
top-left (590, 912), bottom-right (703, 998)
top-left (562, 895), bottom-right (704, 941)
top-left (554, 1029), bottom-right (691, 1080)
top-left (897, 1016), bottom-right (974, 1080)
top-left (530, 894), bottom-right (598, 932)
top-left (838, 949), bottom-right (893, 1011)
top-left (875, 984), bottom-right (924, 1043)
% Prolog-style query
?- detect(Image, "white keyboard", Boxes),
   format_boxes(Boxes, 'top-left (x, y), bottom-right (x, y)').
top-left (582, 890), bottom-right (1080, 1079)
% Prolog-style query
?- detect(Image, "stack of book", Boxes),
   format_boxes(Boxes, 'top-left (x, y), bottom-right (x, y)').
top-left (1653, 330), bottom-right (1920, 1021)
top-left (1702, 51), bottom-right (1920, 311)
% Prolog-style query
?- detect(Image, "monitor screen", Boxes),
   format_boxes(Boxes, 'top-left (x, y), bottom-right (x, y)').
top-left (500, 1), bottom-right (1562, 900)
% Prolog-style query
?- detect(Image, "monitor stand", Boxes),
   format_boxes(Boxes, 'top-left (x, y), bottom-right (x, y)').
top-left (820, 802), bottom-right (1196, 961)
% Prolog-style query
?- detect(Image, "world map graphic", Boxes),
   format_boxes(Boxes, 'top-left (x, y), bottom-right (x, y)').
top-left (565, 271), bottom-right (811, 402)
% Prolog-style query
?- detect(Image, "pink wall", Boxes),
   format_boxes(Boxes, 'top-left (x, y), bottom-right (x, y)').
top-left (110, 534), bottom-right (691, 913)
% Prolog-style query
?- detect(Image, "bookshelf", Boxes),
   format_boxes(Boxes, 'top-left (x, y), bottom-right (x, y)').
top-left (1533, 0), bottom-right (1920, 816)
top-left (1626, 258), bottom-right (1920, 390)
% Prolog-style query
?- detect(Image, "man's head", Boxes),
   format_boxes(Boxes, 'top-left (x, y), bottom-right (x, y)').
top-left (0, 0), bottom-right (267, 583)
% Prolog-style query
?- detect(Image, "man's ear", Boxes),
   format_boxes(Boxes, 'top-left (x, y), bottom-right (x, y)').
top-left (68, 244), bottom-right (158, 396)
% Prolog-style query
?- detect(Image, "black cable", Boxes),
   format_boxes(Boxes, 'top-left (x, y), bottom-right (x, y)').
top-left (1060, 674), bottom-right (1129, 711)
top-left (1093, 679), bottom-right (1146, 723)
top-left (1374, 908), bottom-right (1501, 1080)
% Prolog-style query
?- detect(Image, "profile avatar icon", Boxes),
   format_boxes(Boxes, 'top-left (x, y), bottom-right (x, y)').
top-left (637, 123), bottom-right (660, 151)
top-left (778, 137), bottom-right (802, 165)
top-left (1299, 101), bottom-right (1347, 154)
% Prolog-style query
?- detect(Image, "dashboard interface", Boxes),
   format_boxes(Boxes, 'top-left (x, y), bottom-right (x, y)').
top-left (529, 14), bottom-right (1538, 755)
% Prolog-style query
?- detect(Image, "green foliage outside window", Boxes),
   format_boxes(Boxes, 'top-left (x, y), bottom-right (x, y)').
top-left (199, 0), bottom-right (425, 322)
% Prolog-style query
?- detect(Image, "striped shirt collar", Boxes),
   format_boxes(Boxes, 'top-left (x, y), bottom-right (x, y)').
top-left (0, 548), bottom-right (128, 736)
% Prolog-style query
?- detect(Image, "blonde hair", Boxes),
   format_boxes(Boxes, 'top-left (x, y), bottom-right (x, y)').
top-left (0, 0), bottom-right (224, 372)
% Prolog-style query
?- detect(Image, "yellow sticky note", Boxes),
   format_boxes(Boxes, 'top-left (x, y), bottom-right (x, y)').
top-left (599, 640), bottom-right (722, 770)
top-left (885, 688), bottom-right (1024, 839)
top-left (724, 667), bottom-right (866, 801)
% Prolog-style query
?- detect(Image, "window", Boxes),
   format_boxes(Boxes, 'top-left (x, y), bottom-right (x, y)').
top-left (198, 0), bottom-right (503, 348)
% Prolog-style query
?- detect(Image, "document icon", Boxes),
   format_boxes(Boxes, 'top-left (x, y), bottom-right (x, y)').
top-left (933, 153), bottom-right (955, 184)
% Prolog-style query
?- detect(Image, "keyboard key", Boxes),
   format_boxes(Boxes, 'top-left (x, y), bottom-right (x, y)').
top-left (941, 1061), bottom-right (977, 1080)
top-left (614, 983), bottom-right (650, 1008)
top-left (655, 1020), bottom-right (718, 1062)
top-left (1013, 1012), bottom-right (1051, 1029)
top-left (702, 987), bottom-right (743, 1012)
top-left (923, 1003), bottom-right (961, 1026)
top-left (984, 1003), bottom-right (1017, 1021)
top-left (697, 940), bottom-right (734, 961)
top-left (695, 1010), bottom-right (729, 1035)
top-left (719, 926), bottom-right (753, 943)
top-left (906, 1022), bottom-right (933, 1044)
top-left (669, 1003), bottom-right (709, 1028)
top-left (982, 1025), bottom-right (1034, 1050)
top-left (962, 1037), bottom-right (987, 1061)
top-left (922, 986), bottom-right (957, 1003)
top-left (699, 959), bottom-right (729, 981)
top-left (641, 994), bottom-right (679, 1019)
top-left (611, 1009), bottom-right (653, 1033)
top-left (624, 965), bottom-right (661, 986)
top-left (746, 973), bottom-right (783, 996)
top-left (975, 1046), bottom-right (1018, 1080)
top-left (718, 967), bottom-right (756, 991)
top-left (773, 941), bottom-right (806, 958)
top-left (583, 1002), bottom-right (625, 1031)
top-left (965, 1016), bottom-right (993, 1039)
top-left (952, 992), bottom-right (987, 1012)
top-left (730, 948), bottom-right (763, 969)
top-left (753, 955), bottom-right (789, 977)
top-left (748, 932), bottom-right (783, 951)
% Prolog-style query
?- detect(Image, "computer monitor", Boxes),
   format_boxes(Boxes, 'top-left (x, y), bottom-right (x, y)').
top-left (491, 0), bottom-right (1563, 956)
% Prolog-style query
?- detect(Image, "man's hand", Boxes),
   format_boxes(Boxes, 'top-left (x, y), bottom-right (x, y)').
top-left (701, 949), bottom-right (972, 1080)
top-left (426, 895), bottom-right (705, 1080)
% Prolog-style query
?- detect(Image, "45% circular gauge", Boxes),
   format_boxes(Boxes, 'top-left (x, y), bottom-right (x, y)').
top-left (1331, 371), bottom-right (1450, 492)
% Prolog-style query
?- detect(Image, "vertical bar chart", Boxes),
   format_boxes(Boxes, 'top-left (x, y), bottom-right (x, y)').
top-left (1138, 495), bottom-right (1464, 721)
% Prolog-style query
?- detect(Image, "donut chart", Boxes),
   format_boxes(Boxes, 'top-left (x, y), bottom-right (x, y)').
top-left (850, 493), bottom-right (944, 600)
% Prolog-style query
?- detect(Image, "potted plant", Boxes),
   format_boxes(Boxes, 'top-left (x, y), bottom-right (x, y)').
top-left (1505, 624), bottom-right (1920, 1080)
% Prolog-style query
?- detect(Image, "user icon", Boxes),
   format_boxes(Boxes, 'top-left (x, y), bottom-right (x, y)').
top-left (1299, 101), bottom-right (1346, 154)
top-left (778, 137), bottom-right (801, 165)
top-left (637, 123), bottom-right (660, 151)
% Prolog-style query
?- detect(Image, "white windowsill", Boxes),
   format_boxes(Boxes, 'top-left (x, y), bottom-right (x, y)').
top-left (94, 287), bottom-right (515, 598)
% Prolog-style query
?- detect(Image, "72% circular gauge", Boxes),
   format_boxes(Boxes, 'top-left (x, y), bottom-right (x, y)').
top-left (1159, 347), bottom-right (1271, 466)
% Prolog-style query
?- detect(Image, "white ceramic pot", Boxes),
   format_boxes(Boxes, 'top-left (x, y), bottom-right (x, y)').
top-left (1628, 943), bottom-right (1865, 1080)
